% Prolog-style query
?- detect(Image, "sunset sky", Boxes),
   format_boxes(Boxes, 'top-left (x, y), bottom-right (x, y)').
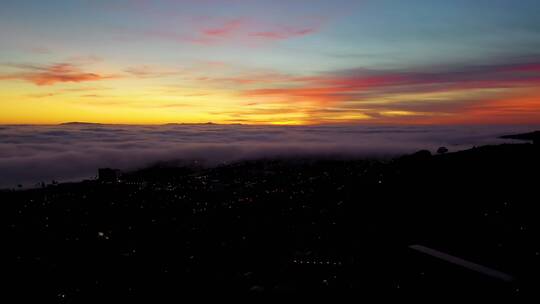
top-left (1, 0), bottom-right (540, 125)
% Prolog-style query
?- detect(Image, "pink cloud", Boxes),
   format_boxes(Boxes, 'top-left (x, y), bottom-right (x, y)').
top-left (202, 18), bottom-right (246, 37)
top-left (150, 17), bottom-right (319, 45)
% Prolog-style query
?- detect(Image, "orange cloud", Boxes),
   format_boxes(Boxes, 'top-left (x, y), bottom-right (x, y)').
top-left (231, 59), bottom-right (540, 124)
top-left (453, 93), bottom-right (540, 124)
top-left (241, 60), bottom-right (540, 103)
top-left (1, 63), bottom-right (114, 86)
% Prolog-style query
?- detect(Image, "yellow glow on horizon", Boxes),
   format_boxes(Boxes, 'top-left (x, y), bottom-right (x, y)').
top-left (381, 111), bottom-right (424, 117)
top-left (0, 76), bottom-right (536, 125)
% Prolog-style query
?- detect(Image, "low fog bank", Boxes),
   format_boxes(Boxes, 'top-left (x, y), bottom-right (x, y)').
top-left (0, 124), bottom-right (536, 188)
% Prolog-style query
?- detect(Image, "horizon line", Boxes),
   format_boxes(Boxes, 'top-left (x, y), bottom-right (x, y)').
top-left (1, 121), bottom-right (540, 127)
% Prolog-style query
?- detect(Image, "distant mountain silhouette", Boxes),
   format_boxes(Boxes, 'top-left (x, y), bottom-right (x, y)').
top-left (59, 122), bottom-right (104, 126)
top-left (162, 122), bottom-right (216, 126)
top-left (60, 122), bottom-right (244, 126)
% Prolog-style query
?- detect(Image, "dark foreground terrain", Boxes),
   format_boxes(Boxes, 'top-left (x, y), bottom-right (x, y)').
top-left (3, 142), bottom-right (540, 300)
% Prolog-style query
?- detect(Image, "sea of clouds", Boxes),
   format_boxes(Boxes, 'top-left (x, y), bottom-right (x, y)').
top-left (0, 124), bottom-right (537, 188)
